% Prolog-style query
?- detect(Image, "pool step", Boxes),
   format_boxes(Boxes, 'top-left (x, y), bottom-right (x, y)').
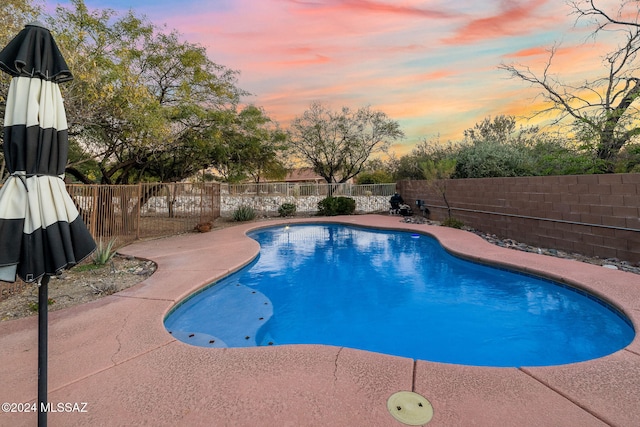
top-left (168, 283), bottom-right (273, 348)
top-left (259, 332), bottom-right (277, 347)
top-left (168, 330), bottom-right (227, 348)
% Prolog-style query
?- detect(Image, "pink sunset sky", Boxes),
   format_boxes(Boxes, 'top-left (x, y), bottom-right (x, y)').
top-left (46, 0), bottom-right (624, 154)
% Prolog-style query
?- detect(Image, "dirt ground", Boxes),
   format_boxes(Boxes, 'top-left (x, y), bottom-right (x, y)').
top-left (0, 216), bottom-right (237, 323)
top-left (0, 254), bottom-right (156, 322)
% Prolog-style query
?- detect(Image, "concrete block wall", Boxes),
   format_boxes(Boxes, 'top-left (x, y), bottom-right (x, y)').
top-left (397, 174), bottom-right (640, 263)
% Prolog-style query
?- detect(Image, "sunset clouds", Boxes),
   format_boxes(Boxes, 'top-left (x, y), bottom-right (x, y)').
top-left (442, 0), bottom-right (562, 44)
top-left (49, 0), bottom-right (621, 154)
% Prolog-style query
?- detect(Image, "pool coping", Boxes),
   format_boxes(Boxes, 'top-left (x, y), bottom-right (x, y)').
top-left (0, 214), bottom-right (639, 426)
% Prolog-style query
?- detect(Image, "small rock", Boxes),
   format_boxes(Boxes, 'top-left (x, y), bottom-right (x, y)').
top-left (602, 264), bottom-right (619, 270)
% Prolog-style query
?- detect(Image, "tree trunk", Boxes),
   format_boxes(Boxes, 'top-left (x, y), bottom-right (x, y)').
top-left (65, 167), bottom-right (93, 184)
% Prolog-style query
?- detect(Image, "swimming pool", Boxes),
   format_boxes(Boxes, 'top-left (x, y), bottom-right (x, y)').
top-left (164, 224), bottom-right (635, 367)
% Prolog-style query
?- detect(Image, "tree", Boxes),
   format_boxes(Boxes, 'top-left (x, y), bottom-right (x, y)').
top-left (421, 157), bottom-right (457, 219)
top-left (288, 102), bottom-right (404, 184)
top-left (211, 105), bottom-right (288, 183)
top-left (500, 0), bottom-right (640, 172)
top-left (48, 0), bottom-right (245, 184)
top-left (463, 115), bottom-right (518, 144)
top-left (391, 137), bottom-right (454, 180)
top-left (356, 158), bottom-right (395, 184)
top-left (355, 170), bottom-right (393, 184)
top-left (0, 0), bottom-right (39, 41)
top-left (0, 0), bottom-right (41, 181)
top-left (526, 133), bottom-right (603, 175)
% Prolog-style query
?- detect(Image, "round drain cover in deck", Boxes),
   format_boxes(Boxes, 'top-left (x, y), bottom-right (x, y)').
top-left (387, 391), bottom-right (433, 425)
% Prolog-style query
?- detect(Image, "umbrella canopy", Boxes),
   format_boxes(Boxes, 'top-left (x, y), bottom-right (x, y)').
top-left (0, 22), bottom-right (96, 283)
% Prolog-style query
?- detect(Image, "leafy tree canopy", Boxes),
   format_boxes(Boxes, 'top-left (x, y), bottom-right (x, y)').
top-left (1, 0), bottom-right (287, 185)
top-left (210, 104), bottom-right (289, 183)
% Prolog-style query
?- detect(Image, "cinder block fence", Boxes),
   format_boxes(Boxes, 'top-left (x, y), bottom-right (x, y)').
top-left (397, 174), bottom-right (640, 263)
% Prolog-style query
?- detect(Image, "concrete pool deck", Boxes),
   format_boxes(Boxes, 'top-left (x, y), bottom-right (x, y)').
top-left (1, 214), bottom-right (639, 426)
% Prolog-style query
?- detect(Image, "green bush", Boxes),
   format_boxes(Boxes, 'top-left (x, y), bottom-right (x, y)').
top-left (529, 139), bottom-right (602, 175)
top-left (278, 202), bottom-right (297, 217)
top-left (317, 197), bottom-right (337, 216)
top-left (614, 143), bottom-right (640, 173)
top-left (317, 196), bottom-right (356, 216)
top-left (233, 205), bottom-right (256, 222)
top-left (441, 217), bottom-right (464, 229)
top-left (453, 141), bottom-right (533, 178)
top-left (335, 196), bottom-right (356, 214)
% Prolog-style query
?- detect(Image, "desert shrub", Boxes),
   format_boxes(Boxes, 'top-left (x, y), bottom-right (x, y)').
top-left (528, 138), bottom-right (602, 175)
top-left (233, 205), bottom-right (256, 221)
top-left (317, 196), bottom-right (356, 216)
top-left (615, 143), bottom-right (640, 173)
top-left (335, 196), bottom-right (356, 214)
top-left (317, 197), bottom-right (337, 216)
top-left (453, 141), bottom-right (533, 178)
top-left (441, 217), bottom-right (464, 229)
top-left (278, 202), bottom-right (297, 217)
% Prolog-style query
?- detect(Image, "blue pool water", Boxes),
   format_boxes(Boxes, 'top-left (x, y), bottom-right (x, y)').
top-left (164, 224), bottom-right (635, 367)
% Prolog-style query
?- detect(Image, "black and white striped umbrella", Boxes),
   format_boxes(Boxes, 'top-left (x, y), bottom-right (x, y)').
top-left (0, 22), bottom-right (96, 426)
top-left (0, 22), bottom-right (96, 283)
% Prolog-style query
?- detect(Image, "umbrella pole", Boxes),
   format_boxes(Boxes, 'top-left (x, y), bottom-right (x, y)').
top-left (38, 275), bottom-right (49, 427)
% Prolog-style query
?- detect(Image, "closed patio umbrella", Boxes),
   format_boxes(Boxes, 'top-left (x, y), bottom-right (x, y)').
top-left (0, 22), bottom-right (96, 426)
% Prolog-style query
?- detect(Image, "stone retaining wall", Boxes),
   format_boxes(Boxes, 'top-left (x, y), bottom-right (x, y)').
top-left (221, 195), bottom-right (390, 216)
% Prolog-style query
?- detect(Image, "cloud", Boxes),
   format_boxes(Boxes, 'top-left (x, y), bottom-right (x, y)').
top-left (502, 40), bottom-right (612, 82)
top-left (277, 54), bottom-right (333, 66)
top-left (287, 0), bottom-right (455, 19)
top-left (59, 0), bottom-right (623, 150)
top-left (443, 0), bottom-right (559, 45)
top-left (418, 69), bottom-right (457, 81)
top-left (503, 46), bottom-right (550, 58)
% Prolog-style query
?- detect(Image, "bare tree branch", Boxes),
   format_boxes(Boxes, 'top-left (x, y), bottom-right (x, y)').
top-left (500, 0), bottom-right (640, 172)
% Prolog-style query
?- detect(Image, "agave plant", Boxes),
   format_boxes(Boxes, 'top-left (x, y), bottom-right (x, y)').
top-left (232, 205), bottom-right (256, 222)
top-left (93, 238), bottom-right (117, 266)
